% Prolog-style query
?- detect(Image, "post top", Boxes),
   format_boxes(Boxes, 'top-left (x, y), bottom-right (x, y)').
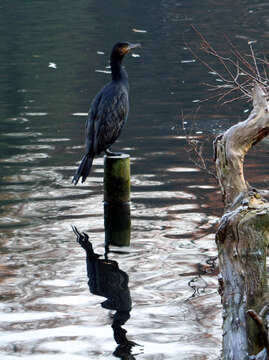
top-left (104, 153), bottom-right (130, 160)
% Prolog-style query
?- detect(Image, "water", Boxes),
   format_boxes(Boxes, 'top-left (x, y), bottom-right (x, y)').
top-left (1, 0), bottom-right (269, 359)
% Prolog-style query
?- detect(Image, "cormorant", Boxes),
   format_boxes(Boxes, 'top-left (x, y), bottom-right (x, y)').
top-left (72, 41), bottom-right (140, 185)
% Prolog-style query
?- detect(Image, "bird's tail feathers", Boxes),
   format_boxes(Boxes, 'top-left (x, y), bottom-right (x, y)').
top-left (72, 154), bottom-right (94, 185)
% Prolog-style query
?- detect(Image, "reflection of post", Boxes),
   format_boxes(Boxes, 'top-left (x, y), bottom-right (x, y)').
top-left (104, 203), bottom-right (131, 247)
top-left (104, 153), bottom-right (131, 247)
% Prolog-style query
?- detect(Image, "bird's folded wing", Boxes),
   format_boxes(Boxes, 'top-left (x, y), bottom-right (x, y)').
top-left (93, 90), bottom-right (129, 154)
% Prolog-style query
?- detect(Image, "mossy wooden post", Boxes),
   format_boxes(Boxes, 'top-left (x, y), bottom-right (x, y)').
top-left (214, 84), bottom-right (269, 360)
top-left (104, 153), bottom-right (131, 247)
top-left (104, 153), bottom-right (130, 203)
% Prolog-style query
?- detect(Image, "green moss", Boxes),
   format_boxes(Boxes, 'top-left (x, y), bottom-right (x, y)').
top-left (104, 155), bottom-right (130, 203)
top-left (254, 212), bottom-right (269, 234)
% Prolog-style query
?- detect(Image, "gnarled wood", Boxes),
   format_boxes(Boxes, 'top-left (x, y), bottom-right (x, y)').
top-left (215, 84), bottom-right (269, 211)
top-left (215, 83), bottom-right (269, 359)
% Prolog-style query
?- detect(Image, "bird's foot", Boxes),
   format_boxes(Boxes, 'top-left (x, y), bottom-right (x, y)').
top-left (105, 149), bottom-right (122, 157)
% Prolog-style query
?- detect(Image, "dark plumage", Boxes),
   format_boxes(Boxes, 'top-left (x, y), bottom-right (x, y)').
top-left (73, 41), bottom-right (140, 185)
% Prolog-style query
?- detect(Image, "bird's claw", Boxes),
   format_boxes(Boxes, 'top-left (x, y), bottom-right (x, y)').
top-left (105, 149), bottom-right (123, 157)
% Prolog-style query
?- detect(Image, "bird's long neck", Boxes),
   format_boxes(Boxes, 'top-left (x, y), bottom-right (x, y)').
top-left (110, 57), bottom-right (128, 83)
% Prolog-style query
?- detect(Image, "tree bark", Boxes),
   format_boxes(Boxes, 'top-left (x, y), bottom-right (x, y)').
top-left (214, 84), bottom-right (269, 359)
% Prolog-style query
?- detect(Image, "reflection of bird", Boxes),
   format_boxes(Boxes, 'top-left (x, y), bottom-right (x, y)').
top-left (73, 226), bottom-right (139, 359)
top-left (72, 225), bottom-right (131, 310)
top-left (73, 41), bottom-right (140, 185)
top-left (72, 225), bottom-right (99, 259)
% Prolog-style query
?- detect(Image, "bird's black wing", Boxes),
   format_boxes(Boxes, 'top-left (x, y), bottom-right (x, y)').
top-left (93, 86), bottom-right (129, 155)
top-left (84, 89), bottom-right (104, 156)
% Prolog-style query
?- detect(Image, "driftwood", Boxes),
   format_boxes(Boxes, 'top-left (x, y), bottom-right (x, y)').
top-left (186, 27), bottom-right (269, 359)
top-left (214, 83), bottom-right (269, 359)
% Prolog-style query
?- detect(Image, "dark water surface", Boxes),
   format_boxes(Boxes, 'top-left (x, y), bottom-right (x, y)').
top-left (1, 1), bottom-right (269, 359)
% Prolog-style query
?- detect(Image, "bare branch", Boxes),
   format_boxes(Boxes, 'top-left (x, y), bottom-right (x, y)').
top-left (187, 25), bottom-right (269, 106)
top-left (249, 41), bottom-right (261, 81)
top-left (180, 110), bottom-right (217, 179)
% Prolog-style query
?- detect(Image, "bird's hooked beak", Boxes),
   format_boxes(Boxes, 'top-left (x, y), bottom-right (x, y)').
top-left (121, 43), bottom-right (141, 55)
top-left (127, 43), bottom-right (141, 51)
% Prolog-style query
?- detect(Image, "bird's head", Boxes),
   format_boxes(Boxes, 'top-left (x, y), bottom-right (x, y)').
top-left (111, 42), bottom-right (141, 62)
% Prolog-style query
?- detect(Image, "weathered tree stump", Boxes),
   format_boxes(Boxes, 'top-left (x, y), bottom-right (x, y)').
top-left (215, 84), bottom-right (269, 359)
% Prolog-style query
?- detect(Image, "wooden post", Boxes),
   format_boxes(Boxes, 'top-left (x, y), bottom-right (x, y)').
top-left (104, 154), bottom-right (130, 204)
top-left (103, 153), bottom-right (131, 247)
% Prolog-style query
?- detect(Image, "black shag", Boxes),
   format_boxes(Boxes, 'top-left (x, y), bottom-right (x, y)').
top-left (73, 41), bottom-right (140, 185)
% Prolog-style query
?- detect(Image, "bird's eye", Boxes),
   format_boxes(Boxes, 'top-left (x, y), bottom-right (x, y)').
top-left (118, 46), bottom-right (128, 55)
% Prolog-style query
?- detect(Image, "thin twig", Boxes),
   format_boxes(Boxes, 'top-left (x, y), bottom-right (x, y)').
top-left (249, 42), bottom-right (261, 81)
top-left (224, 34), bottom-right (257, 76)
top-left (187, 25), bottom-right (269, 106)
top-left (181, 109), bottom-right (217, 179)
top-left (183, 27), bottom-right (269, 179)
